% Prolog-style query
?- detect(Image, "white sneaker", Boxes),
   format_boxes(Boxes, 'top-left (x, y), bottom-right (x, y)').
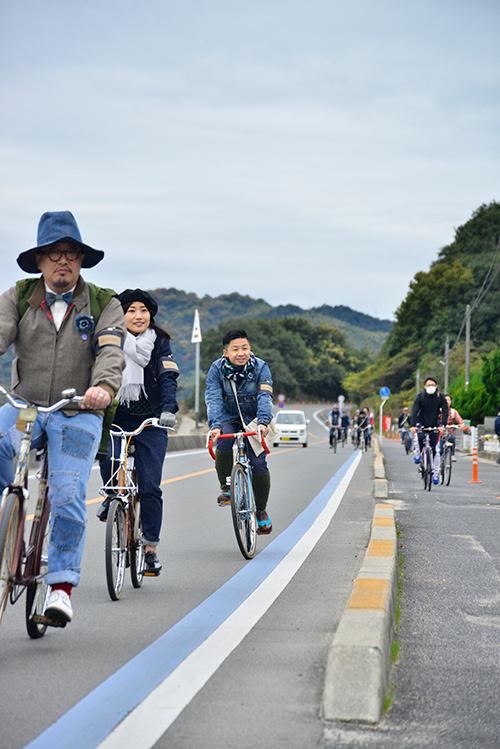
top-left (452, 456), bottom-right (457, 462)
top-left (44, 589), bottom-right (73, 625)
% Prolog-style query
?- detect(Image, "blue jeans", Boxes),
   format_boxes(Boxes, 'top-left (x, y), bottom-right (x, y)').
top-left (0, 405), bottom-right (102, 587)
top-left (99, 412), bottom-right (168, 546)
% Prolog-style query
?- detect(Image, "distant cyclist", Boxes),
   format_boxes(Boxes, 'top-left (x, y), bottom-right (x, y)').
top-left (205, 328), bottom-right (273, 534)
top-left (410, 377), bottom-right (448, 484)
top-left (398, 406), bottom-right (411, 450)
top-left (439, 394), bottom-right (469, 462)
top-left (328, 404), bottom-right (341, 448)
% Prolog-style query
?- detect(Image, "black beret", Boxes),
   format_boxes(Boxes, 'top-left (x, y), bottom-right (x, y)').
top-left (117, 288), bottom-right (158, 317)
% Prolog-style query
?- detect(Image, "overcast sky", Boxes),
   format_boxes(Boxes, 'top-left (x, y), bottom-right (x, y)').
top-left (1, 0), bottom-right (498, 321)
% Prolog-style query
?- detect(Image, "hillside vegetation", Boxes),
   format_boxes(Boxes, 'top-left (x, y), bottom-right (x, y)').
top-left (150, 289), bottom-right (391, 395)
top-left (348, 201), bottom-right (500, 422)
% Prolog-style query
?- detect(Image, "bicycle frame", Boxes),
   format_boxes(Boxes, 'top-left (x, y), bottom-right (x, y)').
top-left (99, 417), bottom-right (172, 599)
top-left (207, 428), bottom-right (269, 560)
top-left (0, 385), bottom-right (83, 631)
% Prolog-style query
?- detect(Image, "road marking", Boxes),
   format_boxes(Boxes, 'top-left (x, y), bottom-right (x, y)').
top-left (347, 578), bottom-right (389, 610)
top-left (25, 450), bottom-right (362, 749)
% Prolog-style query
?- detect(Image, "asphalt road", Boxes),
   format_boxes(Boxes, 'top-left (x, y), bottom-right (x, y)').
top-left (322, 438), bottom-right (500, 749)
top-left (0, 406), bottom-right (377, 749)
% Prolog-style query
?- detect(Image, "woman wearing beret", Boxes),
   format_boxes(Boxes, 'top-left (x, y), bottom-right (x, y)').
top-left (97, 289), bottom-right (179, 576)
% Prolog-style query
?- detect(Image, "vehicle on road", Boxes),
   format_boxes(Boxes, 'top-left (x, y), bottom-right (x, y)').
top-left (273, 409), bottom-right (309, 448)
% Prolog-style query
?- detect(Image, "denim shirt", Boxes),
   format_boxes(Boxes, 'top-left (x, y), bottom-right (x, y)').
top-left (205, 356), bottom-right (273, 429)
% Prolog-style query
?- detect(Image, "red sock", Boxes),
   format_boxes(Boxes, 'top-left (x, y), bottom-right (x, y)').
top-left (51, 583), bottom-right (73, 597)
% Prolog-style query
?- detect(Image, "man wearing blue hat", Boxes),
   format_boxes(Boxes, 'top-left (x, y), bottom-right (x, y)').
top-left (0, 211), bottom-right (126, 627)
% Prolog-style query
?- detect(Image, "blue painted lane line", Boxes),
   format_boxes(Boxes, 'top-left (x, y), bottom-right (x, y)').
top-left (26, 450), bottom-right (359, 749)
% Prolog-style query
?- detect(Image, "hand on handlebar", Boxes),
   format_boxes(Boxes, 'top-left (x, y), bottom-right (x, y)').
top-left (159, 411), bottom-right (176, 428)
top-left (80, 386), bottom-right (111, 410)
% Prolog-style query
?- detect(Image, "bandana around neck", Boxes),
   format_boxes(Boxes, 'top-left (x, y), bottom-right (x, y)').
top-left (221, 352), bottom-right (256, 383)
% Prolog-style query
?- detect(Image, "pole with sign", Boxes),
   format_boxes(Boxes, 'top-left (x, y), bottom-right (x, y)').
top-left (379, 386), bottom-right (390, 440)
top-left (191, 309), bottom-right (202, 429)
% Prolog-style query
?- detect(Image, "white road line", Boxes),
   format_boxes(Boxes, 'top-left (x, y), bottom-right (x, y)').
top-left (99, 450), bottom-right (361, 749)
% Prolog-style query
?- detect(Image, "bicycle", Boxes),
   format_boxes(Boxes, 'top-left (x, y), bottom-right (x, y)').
top-left (330, 425), bottom-right (342, 453)
top-left (416, 427), bottom-right (440, 491)
top-left (401, 429), bottom-right (412, 455)
top-left (439, 428), bottom-right (454, 486)
top-left (208, 428), bottom-right (269, 560)
top-left (356, 426), bottom-right (369, 452)
top-left (0, 385), bottom-right (83, 637)
top-left (99, 417), bottom-right (173, 601)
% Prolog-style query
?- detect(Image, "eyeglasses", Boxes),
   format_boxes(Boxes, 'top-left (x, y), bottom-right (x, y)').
top-left (38, 247), bottom-right (82, 262)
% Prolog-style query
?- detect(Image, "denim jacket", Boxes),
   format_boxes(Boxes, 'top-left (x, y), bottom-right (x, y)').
top-left (205, 356), bottom-right (273, 429)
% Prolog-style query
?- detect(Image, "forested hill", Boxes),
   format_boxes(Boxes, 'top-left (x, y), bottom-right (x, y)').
top-left (347, 201), bottom-right (500, 413)
top-left (148, 288), bottom-right (392, 392)
top-left (0, 289), bottom-right (392, 397)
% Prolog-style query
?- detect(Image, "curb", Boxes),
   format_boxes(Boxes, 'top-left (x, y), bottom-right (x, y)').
top-left (322, 441), bottom-right (398, 724)
top-left (166, 434), bottom-right (206, 452)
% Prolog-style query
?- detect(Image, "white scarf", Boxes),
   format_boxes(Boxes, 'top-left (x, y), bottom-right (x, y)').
top-left (119, 328), bottom-right (156, 406)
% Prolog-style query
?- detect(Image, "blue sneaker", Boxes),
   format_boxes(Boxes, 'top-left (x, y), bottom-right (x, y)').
top-left (256, 510), bottom-right (272, 535)
top-left (413, 456), bottom-right (420, 464)
top-left (217, 486), bottom-right (231, 507)
top-left (433, 473), bottom-right (439, 484)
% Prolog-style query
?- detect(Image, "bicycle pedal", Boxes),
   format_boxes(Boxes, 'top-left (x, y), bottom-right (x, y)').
top-left (32, 614), bottom-right (67, 628)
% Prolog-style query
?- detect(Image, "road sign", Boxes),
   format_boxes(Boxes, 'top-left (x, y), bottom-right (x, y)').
top-left (278, 394), bottom-right (285, 402)
top-left (191, 309), bottom-right (202, 344)
top-left (379, 387), bottom-right (390, 398)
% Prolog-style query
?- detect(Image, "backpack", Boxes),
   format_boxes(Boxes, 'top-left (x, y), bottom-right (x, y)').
top-left (16, 278), bottom-right (116, 323)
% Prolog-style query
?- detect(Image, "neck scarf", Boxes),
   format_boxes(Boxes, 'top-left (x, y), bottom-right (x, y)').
top-left (119, 328), bottom-right (156, 406)
top-left (221, 353), bottom-right (256, 384)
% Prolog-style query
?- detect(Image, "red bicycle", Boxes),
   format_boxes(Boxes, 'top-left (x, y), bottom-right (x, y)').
top-left (208, 428), bottom-right (269, 559)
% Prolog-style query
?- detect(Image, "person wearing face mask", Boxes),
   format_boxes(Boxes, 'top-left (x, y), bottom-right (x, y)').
top-left (409, 377), bottom-right (448, 484)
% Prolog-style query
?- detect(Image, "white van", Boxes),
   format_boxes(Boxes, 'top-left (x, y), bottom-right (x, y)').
top-left (273, 409), bottom-right (309, 447)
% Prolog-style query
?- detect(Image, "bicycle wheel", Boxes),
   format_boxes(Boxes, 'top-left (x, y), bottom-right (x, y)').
top-left (0, 492), bottom-right (22, 623)
top-left (405, 433), bottom-right (411, 455)
top-left (230, 463), bottom-right (257, 560)
top-left (26, 507), bottom-right (50, 639)
top-left (425, 448), bottom-right (432, 492)
top-left (444, 448), bottom-right (452, 486)
top-left (440, 451), bottom-right (445, 485)
top-left (130, 499), bottom-right (144, 588)
top-left (332, 433), bottom-right (337, 453)
top-left (105, 499), bottom-right (127, 601)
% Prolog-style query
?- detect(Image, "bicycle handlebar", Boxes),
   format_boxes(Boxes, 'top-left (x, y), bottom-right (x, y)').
top-left (207, 428), bottom-right (270, 460)
top-left (0, 384), bottom-right (84, 414)
top-left (109, 417), bottom-right (174, 438)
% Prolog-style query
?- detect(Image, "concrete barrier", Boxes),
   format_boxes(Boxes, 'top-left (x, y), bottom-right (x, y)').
top-left (322, 501), bottom-right (398, 723)
top-left (166, 434), bottom-right (206, 452)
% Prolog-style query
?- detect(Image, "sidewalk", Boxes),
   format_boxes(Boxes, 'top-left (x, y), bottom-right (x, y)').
top-left (322, 438), bottom-right (500, 749)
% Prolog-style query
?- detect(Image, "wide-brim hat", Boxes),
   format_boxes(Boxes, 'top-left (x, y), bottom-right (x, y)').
top-left (17, 211), bottom-right (104, 273)
top-left (118, 288), bottom-right (158, 318)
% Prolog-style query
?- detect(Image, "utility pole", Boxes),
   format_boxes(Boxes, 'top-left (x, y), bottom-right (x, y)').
top-left (465, 304), bottom-right (471, 392)
top-left (440, 336), bottom-right (449, 393)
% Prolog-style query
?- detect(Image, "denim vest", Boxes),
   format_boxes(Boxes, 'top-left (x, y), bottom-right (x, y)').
top-left (205, 356), bottom-right (273, 429)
